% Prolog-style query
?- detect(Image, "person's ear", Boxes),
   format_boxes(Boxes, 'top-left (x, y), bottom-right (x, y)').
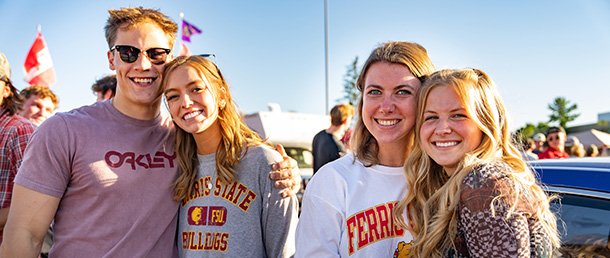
top-left (108, 50), bottom-right (116, 71)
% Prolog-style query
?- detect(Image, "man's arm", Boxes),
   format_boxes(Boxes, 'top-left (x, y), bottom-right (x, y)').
top-left (270, 144), bottom-right (301, 197)
top-left (0, 184), bottom-right (60, 258)
top-left (0, 207), bottom-right (9, 229)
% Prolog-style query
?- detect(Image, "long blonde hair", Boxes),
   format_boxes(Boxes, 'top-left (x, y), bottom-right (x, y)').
top-left (351, 41), bottom-right (435, 165)
top-left (161, 56), bottom-right (269, 203)
top-left (393, 69), bottom-right (560, 257)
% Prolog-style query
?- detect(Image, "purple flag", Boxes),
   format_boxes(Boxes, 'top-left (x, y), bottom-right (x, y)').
top-left (182, 19), bottom-right (202, 42)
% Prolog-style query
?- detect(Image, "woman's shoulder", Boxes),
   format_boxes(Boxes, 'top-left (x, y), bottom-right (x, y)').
top-left (244, 143), bottom-right (283, 164)
top-left (462, 160), bottom-right (513, 189)
top-left (317, 153), bottom-right (361, 175)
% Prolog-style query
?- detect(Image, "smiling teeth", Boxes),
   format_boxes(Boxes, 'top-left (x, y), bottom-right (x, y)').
top-left (436, 142), bottom-right (458, 147)
top-left (377, 119), bottom-right (399, 126)
top-left (134, 78), bottom-right (153, 84)
top-left (183, 111), bottom-right (202, 120)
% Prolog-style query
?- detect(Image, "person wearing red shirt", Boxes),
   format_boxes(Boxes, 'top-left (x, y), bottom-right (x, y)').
top-left (538, 126), bottom-right (569, 159)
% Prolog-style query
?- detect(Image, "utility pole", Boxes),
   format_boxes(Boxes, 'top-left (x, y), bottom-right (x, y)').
top-left (324, 0), bottom-right (329, 114)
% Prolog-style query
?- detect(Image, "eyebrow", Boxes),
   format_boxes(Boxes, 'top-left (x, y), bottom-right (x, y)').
top-left (423, 107), bottom-right (466, 114)
top-left (365, 84), bottom-right (416, 91)
top-left (164, 81), bottom-right (200, 94)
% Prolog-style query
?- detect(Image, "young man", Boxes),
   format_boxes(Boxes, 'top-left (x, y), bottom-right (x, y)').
top-left (0, 51), bottom-right (37, 244)
top-left (311, 103), bottom-right (354, 173)
top-left (532, 132), bottom-right (546, 154)
top-left (18, 85), bottom-right (59, 126)
top-left (0, 7), bottom-right (299, 257)
top-left (538, 126), bottom-right (569, 159)
top-left (91, 74), bottom-right (117, 101)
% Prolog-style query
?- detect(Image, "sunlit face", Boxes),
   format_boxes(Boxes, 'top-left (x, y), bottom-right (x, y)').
top-left (362, 62), bottom-right (421, 148)
top-left (108, 22), bottom-right (172, 108)
top-left (19, 95), bottom-right (55, 125)
top-left (547, 132), bottom-right (565, 150)
top-left (0, 81), bottom-right (9, 106)
top-left (164, 65), bottom-right (222, 137)
top-left (420, 85), bottom-right (483, 176)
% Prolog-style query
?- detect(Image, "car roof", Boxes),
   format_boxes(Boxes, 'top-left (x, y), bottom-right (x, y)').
top-left (529, 157), bottom-right (610, 193)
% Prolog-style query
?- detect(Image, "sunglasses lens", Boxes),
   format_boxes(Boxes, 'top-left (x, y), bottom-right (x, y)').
top-left (113, 46), bottom-right (169, 65)
top-left (146, 48), bottom-right (168, 65)
top-left (116, 46), bottom-right (140, 63)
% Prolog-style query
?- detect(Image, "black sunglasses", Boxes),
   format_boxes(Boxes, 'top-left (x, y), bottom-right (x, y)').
top-left (110, 45), bottom-right (171, 65)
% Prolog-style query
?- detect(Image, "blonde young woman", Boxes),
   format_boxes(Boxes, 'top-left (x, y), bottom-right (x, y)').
top-left (161, 56), bottom-right (298, 257)
top-left (394, 69), bottom-right (560, 257)
top-left (296, 41), bottom-right (435, 257)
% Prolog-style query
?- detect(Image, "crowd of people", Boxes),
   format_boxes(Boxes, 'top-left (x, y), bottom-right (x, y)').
top-left (519, 126), bottom-right (609, 161)
top-left (0, 5), bottom-right (607, 258)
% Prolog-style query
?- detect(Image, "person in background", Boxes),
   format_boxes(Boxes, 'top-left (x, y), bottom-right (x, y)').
top-left (162, 55), bottom-right (298, 257)
top-left (296, 41), bottom-right (436, 257)
top-left (0, 51), bottom-right (37, 244)
top-left (91, 74), bottom-right (117, 101)
top-left (538, 126), bottom-right (569, 159)
top-left (340, 128), bottom-right (353, 152)
top-left (311, 103), bottom-right (354, 174)
top-left (18, 85), bottom-right (59, 126)
top-left (585, 144), bottom-right (599, 157)
top-left (520, 137), bottom-right (538, 161)
top-left (532, 132), bottom-right (546, 155)
top-left (0, 7), bottom-right (299, 258)
top-left (600, 147), bottom-right (610, 157)
top-left (394, 68), bottom-right (560, 257)
top-left (565, 135), bottom-right (585, 158)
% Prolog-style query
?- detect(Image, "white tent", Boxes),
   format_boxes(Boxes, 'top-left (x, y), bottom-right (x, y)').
top-left (567, 129), bottom-right (610, 147)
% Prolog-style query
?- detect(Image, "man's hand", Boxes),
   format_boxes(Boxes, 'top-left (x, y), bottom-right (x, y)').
top-left (269, 144), bottom-right (301, 197)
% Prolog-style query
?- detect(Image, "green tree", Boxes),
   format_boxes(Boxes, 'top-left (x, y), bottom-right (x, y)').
top-left (515, 122), bottom-right (550, 138)
top-left (338, 56), bottom-right (360, 105)
top-left (548, 97), bottom-right (579, 130)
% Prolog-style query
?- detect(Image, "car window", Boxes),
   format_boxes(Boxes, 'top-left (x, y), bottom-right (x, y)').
top-left (551, 193), bottom-right (610, 257)
top-left (284, 147), bottom-right (313, 169)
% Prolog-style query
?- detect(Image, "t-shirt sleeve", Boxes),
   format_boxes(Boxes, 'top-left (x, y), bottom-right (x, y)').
top-left (14, 115), bottom-right (73, 198)
top-left (458, 168), bottom-right (532, 258)
top-left (259, 147), bottom-right (299, 258)
top-left (295, 168), bottom-right (343, 258)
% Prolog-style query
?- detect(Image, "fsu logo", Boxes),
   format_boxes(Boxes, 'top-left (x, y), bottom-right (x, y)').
top-left (187, 206), bottom-right (227, 226)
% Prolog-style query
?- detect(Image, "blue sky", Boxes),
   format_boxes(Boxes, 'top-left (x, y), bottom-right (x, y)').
top-left (1, 0), bottom-right (609, 131)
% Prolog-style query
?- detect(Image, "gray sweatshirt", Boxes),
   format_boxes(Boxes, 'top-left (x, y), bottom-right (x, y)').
top-left (177, 144), bottom-right (298, 257)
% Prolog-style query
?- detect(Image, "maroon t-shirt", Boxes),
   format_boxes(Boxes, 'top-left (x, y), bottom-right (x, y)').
top-left (15, 101), bottom-right (179, 257)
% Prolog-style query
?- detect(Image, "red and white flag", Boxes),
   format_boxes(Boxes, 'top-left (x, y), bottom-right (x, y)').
top-left (23, 32), bottom-right (56, 87)
top-left (179, 41), bottom-right (192, 56)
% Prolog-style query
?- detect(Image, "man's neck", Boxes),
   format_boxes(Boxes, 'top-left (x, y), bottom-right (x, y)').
top-left (326, 124), bottom-right (345, 137)
top-left (111, 97), bottom-right (161, 120)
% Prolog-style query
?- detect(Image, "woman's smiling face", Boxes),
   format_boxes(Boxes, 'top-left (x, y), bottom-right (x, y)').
top-left (420, 85), bottom-right (483, 176)
top-left (361, 62), bottom-right (421, 148)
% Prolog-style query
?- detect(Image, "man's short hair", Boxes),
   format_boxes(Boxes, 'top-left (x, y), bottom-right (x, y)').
top-left (91, 74), bottom-right (117, 96)
top-left (20, 85), bottom-right (59, 110)
top-left (330, 103), bottom-right (354, 126)
top-left (104, 7), bottom-right (178, 49)
top-left (546, 126), bottom-right (566, 136)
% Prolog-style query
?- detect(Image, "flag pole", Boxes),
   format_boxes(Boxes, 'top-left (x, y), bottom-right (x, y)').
top-left (37, 24), bottom-right (41, 33)
top-left (180, 13), bottom-right (185, 46)
top-left (324, 0), bottom-right (329, 114)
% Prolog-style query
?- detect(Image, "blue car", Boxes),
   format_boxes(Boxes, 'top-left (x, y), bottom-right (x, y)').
top-left (531, 157), bottom-right (610, 257)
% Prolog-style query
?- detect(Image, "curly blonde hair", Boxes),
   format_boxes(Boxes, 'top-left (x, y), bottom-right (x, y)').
top-left (393, 69), bottom-right (560, 257)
